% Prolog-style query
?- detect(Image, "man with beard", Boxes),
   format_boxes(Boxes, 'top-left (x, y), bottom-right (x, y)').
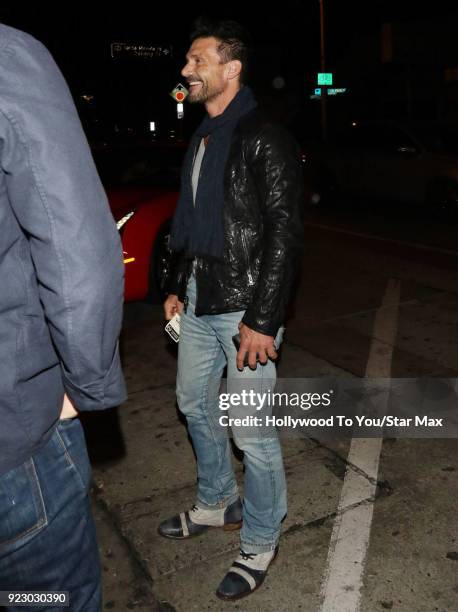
top-left (159, 17), bottom-right (304, 601)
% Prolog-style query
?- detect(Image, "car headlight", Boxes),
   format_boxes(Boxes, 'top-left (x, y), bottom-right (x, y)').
top-left (116, 211), bottom-right (135, 232)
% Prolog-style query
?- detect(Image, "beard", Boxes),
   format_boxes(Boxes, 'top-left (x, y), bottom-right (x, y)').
top-left (188, 78), bottom-right (225, 104)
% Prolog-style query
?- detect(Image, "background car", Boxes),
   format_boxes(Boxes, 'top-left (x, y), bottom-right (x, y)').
top-left (93, 138), bottom-right (186, 302)
top-left (303, 121), bottom-right (458, 210)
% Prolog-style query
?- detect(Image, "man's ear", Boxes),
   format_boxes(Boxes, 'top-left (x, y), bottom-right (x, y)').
top-left (227, 60), bottom-right (242, 81)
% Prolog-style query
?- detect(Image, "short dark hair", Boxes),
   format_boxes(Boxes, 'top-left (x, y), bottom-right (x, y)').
top-left (190, 17), bottom-right (252, 84)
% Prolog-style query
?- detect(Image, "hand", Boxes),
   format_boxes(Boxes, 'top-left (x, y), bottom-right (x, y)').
top-left (60, 393), bottom-right (78, 420)
top-left (236, 323), bottom-right (278, 370)
top-left (164, 294), bottom-right (184, 320)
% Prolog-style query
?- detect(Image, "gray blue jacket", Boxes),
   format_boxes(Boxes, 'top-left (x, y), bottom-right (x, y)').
top-left (0, 24), bottom-right (127, 476)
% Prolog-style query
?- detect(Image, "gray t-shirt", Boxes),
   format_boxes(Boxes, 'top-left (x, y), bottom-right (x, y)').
top-left (192, 138), bottom-right (206, 205)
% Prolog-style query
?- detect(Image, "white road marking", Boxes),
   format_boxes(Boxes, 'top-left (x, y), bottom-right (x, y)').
top-left (306, 221), bottom-right (458, 257)
top-left (320, 278), bottom-right (401, 612)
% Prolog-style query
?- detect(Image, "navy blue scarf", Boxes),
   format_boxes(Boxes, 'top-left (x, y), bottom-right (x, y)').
top-left (169, 86), bottom-right (258, 260)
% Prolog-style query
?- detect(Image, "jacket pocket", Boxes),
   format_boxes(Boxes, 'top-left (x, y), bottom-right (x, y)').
top-left (0, 458), bottom-right (47, 554)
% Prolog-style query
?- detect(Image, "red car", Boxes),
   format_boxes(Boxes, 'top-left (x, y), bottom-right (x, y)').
top-left (93, 139), bottom-right (186, 302)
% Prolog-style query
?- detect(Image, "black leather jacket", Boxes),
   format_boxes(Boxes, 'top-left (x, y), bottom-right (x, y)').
top-left (168, 108), bottom-right (304, 337)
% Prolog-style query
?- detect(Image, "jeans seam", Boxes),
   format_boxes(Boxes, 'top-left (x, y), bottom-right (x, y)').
top-left (54, 425), bottom-right (87, 492)
top-left (240, 541), bottom-right (277, 551)
top-left (0, 459), bottom-right (48, 549)
top-left (199, 340), bottom-right (229, 505)
top-left (196, 491), bottom-right (239, 510)
top-left (259, 363), bottom-right (277, 523)
top-left (239, 361), bottom-right (280, 549)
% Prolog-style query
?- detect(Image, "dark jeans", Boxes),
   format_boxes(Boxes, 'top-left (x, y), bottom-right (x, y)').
top-left (0, 419), bottom-right (101, 612)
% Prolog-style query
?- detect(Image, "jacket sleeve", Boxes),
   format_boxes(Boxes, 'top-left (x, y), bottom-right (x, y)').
top-left (241, 123), bottom-right (304, 337)
top-left (166, 251), bottom-right (188, 297)
top-left (0, 29), bottom-right (127, 410)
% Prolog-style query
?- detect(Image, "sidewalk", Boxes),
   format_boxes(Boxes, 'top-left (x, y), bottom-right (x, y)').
top-left (86, 302), bottom-right (350, 611)
top-left (86, 302), bottom-right (458, 612)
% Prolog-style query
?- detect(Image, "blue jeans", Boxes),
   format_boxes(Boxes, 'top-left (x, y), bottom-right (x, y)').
top-left (177, 275), bottom-right (287, 553)
top-left (0, 418), bottom-right (101, 612)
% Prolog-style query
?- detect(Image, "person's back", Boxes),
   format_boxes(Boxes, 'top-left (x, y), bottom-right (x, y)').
top-left (0, 23), bottom-right (127, 611)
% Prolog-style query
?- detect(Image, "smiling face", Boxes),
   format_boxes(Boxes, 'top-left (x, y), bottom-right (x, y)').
top-left (181, 36), bottom-right (234, 105)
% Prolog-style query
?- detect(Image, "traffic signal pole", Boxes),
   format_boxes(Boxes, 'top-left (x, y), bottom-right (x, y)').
top-left (319, 0), bottom-right (328, 142)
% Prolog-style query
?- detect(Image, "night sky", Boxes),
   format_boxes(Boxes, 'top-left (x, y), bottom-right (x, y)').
top-left (2, 2), bottom-right (457, 136)
top-left (3, 2), bottom-right (458, 84)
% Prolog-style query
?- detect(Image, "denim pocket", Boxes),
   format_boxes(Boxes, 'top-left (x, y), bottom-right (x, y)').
top-left (0, 458), bottom-right (47, 553)
top-left (55, 419), bottom-right (92, 493)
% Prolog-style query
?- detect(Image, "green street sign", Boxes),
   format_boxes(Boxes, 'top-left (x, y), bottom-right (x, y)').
top-left (317, 73), bottom-right (333, 85)
top-left (328, 88), bottom-right (347, 96)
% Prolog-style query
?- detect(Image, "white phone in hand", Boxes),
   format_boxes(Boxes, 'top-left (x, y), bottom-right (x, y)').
top-left (165, 313), bottom-right (181, 343)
